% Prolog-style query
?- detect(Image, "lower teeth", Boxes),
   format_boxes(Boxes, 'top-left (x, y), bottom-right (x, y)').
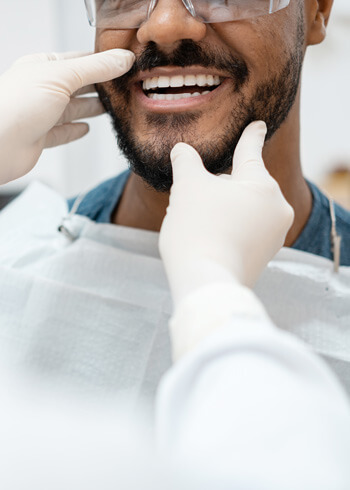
top-left (147, 91), bottom-right (210, 100)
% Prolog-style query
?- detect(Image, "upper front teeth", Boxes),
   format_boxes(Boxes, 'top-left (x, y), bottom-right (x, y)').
top-left (142, 74), bottom-right (221, 91)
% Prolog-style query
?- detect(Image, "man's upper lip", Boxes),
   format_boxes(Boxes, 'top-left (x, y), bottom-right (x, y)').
top-left (133, 66), bottom-right (230, 83)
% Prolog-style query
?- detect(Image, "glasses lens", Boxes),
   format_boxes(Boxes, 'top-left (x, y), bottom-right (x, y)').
top-left (84, 0), bottom-right (290, 29)
top-left (85, 0), bottom-right (150, 29)
top-left (190, 0), bottom-right (290, 23)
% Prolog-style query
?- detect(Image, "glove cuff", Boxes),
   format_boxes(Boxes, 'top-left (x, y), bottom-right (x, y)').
top-left (170, 282), bottom-right (270, 362)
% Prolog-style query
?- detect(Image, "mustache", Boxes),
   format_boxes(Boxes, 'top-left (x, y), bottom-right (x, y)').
top-left (109, 39), bottom-right (249, 92)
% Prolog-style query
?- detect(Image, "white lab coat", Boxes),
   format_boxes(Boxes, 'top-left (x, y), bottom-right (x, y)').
top-left (157, 283), bottom-right (350, 490)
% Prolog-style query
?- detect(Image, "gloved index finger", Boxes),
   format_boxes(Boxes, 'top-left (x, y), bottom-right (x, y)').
top-left (58, 49), bottom-right (135, 95)
top-left (170, 143), bottom-right (206, 183)
top-left (231, 121), bottom-right (267, 176)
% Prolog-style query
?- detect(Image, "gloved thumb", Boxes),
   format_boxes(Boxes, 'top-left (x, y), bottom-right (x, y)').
top-left (170, 143), bottom-right (206, 183)
top-left (231, 121), bottom-right (269, 180)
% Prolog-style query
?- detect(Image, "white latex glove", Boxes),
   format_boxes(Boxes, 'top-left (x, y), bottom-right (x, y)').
top-left (0, 49), bottom-right (135, 185)
top-left (159, 121), bottom-right (294, 309)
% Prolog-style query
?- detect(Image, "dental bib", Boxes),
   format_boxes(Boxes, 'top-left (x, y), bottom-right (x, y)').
top-left (0, 182), bottom-right (349, 401)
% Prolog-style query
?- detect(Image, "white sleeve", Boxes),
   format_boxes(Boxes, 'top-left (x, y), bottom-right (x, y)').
top-left (156, 283), bottom-right (350, 490)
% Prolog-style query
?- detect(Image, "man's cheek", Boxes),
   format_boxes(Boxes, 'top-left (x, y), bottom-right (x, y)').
top-left (95, 81), bottom-right (125, 118)
top-left (95, 30), bottom-right (134, 52)
top-left (98, 80), bottom-right (120, 100)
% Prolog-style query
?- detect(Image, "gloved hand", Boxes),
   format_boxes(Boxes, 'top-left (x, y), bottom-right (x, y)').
top-left (159, 121), bottom-right (294, 309)
top-left (0, 49), bottom-right (135, 185)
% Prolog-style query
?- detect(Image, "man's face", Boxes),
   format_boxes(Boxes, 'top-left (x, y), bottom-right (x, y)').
top-left (95, 0), bottom-right (305, 192)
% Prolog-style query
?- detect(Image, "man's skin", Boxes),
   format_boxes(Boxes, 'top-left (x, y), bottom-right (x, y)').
top-left (94, 0), bottom-right (333, 247)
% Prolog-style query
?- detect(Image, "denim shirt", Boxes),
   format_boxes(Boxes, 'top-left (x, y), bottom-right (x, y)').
top-left (68, 170), bottom-right (350, 266)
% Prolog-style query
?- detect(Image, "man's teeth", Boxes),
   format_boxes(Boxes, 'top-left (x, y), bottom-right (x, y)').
top-left (148, 91), bottom-right (210, 100)
top-left (142, 74), bottom-right (221, 91)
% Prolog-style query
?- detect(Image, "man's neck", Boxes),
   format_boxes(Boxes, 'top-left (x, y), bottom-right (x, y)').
top-left (113, 172), bottom-right (170, 232)
top-left (113, 94), bottom-right (312, 248)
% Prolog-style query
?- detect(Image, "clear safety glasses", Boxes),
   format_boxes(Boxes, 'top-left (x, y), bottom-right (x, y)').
top-left (84, 0), bottom-right (291, 30)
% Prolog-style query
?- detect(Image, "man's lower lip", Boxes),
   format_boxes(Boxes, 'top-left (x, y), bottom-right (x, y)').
top-left (133, 80), bottom-right (229, 112)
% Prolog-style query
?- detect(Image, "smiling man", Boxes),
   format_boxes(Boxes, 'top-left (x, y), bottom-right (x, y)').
top-left (74, 0), bottom-right (350, 266)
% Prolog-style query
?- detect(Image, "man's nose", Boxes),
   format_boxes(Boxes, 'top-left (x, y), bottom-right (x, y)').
top-left (136, 0), bottom-right (207, 48)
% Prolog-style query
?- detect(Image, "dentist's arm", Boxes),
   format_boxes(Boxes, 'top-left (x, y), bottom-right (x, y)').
top-left (157, 122), bottom-right (350, 489)
top-left (0, 49), bottom-right (135, 185)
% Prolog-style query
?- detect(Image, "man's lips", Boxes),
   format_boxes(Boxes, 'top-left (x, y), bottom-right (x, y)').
top-left (127, 65), bottom-right (231, 112)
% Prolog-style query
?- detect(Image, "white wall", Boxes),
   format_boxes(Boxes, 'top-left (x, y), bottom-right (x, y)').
top-left (301, 0), bottom-right (350, 180)
top-left (1, 0), bottom-right (349, 197)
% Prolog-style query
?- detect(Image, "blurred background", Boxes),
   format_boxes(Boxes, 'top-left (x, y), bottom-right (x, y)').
top-left (0, 0), bottom-right (349, 208)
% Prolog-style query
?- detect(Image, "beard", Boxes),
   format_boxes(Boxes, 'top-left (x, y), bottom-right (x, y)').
top-left (96, 19), bottom-right (304, 193)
